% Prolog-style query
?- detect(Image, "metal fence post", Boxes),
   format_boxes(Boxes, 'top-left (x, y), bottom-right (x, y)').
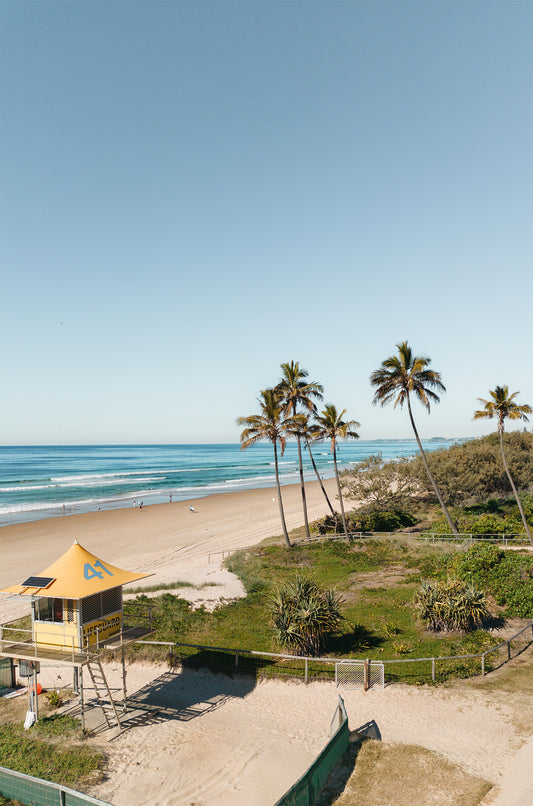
top-left (481, 654), bottom-right (485, 676)
top-left (431, 658), bottom-right (436, 682)
top-left (304, 658), bottom-right (309, 685)
top-left (235, 650), bottom-right (239, 668)
top-left (363, 659), bottom-right (369, 692)
top-left (507, 641), bottom-right (511, 661)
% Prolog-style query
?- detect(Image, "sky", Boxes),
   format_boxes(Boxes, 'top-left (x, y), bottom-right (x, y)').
top-left (1, 1), bottom-right (532, 445)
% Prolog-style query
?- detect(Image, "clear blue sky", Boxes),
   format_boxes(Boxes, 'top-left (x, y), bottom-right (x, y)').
top-left (1, 1), bottom-right (532, 444)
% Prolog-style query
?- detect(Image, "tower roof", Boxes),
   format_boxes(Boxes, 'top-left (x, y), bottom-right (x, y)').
top-left (1, 540), bottom-right (151, 600)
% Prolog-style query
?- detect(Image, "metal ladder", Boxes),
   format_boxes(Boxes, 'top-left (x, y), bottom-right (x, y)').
top-left (86, 659), bottom-right (122, 729)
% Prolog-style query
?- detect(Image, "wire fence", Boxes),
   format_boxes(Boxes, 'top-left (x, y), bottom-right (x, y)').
top-left (295, 531), bottom-right (532, 546)
top-left (135, 619), bottom-right (533, 687)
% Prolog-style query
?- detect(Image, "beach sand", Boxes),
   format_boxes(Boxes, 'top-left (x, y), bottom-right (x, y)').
top-left (0, 478), bottom-right (339, 621)
top-left (1, 480), bottom-right (532, 805)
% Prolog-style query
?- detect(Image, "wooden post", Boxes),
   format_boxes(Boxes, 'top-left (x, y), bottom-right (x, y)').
top-left (507, 641), bottom-right (511, 661)
top-left (79, 666), bottom-right (85, 733)
top-left (33, 666), bottom-right (39, 722)
top-left (363, 658), bottom-right (369, 692)
top-left (235, 651), bottom-right (239, 668)
top-left (481, 654), bottom-right (485, 676)
top-left (122, 647), bottom-right (127, 714)
top-left (304, 658), bottom-right (308, 685)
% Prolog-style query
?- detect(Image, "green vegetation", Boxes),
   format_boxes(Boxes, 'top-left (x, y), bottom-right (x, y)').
top-left (268, 576), bottom-right (344, 655)
top-left (411, 432), bottom-right (533, 508)
top-left (341, 453), bottom-right (419, 513)
top-left (125, 537), bottom-right (505, 682)
top-left (443, 543), bottom-right (533, 617)
top-left (0, 715), bottom-right (103, 788)
top-left (414, 579), bottom-right (489, 632)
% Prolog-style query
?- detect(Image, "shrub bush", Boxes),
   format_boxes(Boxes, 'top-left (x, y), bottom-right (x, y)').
top-left (414, 579), bottom-right (489, 632)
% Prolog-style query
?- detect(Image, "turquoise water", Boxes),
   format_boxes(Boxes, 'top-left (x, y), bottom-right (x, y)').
top-left (0, 440), bottom-right (460, 526)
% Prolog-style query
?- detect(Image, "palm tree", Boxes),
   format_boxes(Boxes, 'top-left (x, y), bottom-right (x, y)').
top-left (473, 386), bottom-right (533, 546)
top-left (286, 413), bottom-right (336, 517)
top-left (237, 389), bottom-right (292, 548)
top-left (313, 404), bottom-right (360, 538)
top-left (370, 341), bottom-right (459, 537)
top-left (276, 361), bottom-right (324, 539)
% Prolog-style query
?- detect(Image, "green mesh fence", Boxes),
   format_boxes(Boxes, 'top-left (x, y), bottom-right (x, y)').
top-left (274, 697), bottom-right (349, 806)
top-left (0, 766), bottom-right (111, 806)
top-left (0, 659), bottom-right (14, 691)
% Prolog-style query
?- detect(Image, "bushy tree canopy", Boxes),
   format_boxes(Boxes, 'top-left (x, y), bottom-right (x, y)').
top-left (340, 453), bottom-right (421, 512)
top-left (412, 432), bottom-right (533, 505)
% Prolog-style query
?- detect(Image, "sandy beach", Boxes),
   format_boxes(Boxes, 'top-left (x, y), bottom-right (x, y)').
top-left (0, 478), bottom-right (339, 621)
top-left (2, 480), bottom-right (532, 805)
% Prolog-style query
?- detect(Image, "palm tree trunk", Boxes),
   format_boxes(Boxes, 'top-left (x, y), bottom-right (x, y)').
top-left (407, 396), bottom-right (460, 537)
top-left (333, 443), bottom-right (349, 539)
top-left (273, 440), bottom-right (291, 548)
top-left (499, 430), bottom-right (533, 547)
top-left (305, 437), bottom-right (335, 516)
top-left (296, 435), bottom-right (310, 539)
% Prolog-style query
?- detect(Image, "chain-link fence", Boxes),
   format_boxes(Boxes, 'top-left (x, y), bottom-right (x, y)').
top-left (0, 766), bottom-right (111, 806)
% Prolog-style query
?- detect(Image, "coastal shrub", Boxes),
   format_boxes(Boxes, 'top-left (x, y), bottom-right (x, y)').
top-left (347, 508), bottom-right (417, 533)
top-left (443, 543), bottom-right (533, 618)
top-left (313, 512), bottom-right (345, 535)
top-left (313, 508), bottom-right (417, 535)
top-left (411, 433), bottom-right (533, 505)
top-left (340, 454), bottom-right (422, 512)
top-left (414, 579), bottom-right (489, 632)
top-left (267, 576), bottom-right (344, 656)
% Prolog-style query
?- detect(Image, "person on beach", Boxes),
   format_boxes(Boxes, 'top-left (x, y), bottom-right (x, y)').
top-left (189, 505), bottom-right (195, 512)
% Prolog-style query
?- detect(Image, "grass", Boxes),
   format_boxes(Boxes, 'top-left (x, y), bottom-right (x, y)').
top-left (124, 536), bottom-right (506, 682)
top-left (0, 714), bottom-right (104, 788)
top-left (125, 580), bottom-right (218, 594)
top-left (315, 739), bottom-right (491, 806)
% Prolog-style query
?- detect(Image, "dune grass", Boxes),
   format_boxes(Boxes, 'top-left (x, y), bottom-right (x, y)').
top-left (316, 739), bottom-right (491, 806)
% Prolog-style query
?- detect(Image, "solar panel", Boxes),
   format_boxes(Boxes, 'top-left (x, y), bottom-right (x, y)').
top-left (21, 576), bottom-right (55, 589)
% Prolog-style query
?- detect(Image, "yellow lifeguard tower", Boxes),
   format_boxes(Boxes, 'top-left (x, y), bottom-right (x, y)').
top-left (0, 540), bottom-right (153, 730)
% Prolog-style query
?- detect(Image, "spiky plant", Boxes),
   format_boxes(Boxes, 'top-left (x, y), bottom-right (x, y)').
top-left (414, 579), bottom-right (489, 632)
top-left (268, 576), bottom-right (344, 656)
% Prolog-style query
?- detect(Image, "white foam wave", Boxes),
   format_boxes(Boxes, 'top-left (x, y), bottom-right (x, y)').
top-left (0, 476), bottom-right (166, 492)
top-left (50, 470), bottom-right (168, 482)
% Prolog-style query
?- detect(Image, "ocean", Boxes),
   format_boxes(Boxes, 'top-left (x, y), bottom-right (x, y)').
top-left (0, 440), bottom-right (459, 527)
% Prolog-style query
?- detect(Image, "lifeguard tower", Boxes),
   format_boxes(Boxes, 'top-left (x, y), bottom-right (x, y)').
top-left (0, 540), bottom-right (153, 730)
